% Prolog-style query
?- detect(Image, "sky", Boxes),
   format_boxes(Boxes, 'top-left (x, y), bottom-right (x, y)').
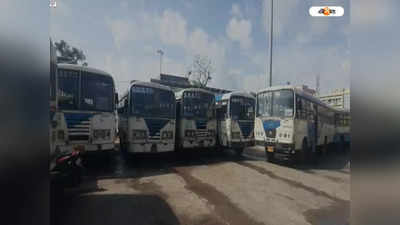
top-left (50, 0), bottom-right (350, 95)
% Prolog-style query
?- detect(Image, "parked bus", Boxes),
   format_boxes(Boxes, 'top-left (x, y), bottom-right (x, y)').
top-left (175, 88), bottom-right (217, 151)
top-left (118, 81), bottom-right (176, 153)
top-left (255, 85), bottom-right (336, 163)
top-left (216, 92), bottom-right (255, 155)
top-left (334, 109), bottom-right (351, 151)
top-left (52, 63), bottom-right (117, 155)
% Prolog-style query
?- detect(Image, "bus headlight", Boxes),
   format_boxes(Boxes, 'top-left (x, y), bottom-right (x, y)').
top-left (231, 132), bottom-right (241, 139)
top-left (93, 129), bottom-right (111, 140)
top-left (57, 130), bottom-right (65, 140)
top-left (162, 131), bottom-right (173, 139)
top-left (132, 130), bottom-right (147, 140)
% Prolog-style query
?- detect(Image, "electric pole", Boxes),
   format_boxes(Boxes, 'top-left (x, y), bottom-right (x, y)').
top-left (268, 0), bottom-right (274, 87)
top-left (157, 49), bottom-right (164, 75)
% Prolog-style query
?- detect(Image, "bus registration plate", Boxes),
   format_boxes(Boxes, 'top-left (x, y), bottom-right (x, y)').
top-left (267, 146), bottom-right (274, 152)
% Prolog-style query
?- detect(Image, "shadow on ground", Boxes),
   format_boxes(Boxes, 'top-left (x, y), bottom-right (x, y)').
top-left (244, 145), bottom-right (351, 172)
top-left (53, 193), bottom-right (181, 225)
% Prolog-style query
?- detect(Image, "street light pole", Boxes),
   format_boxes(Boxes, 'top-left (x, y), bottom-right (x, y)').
top-left (157, 49), bottom-right (164, 75)
top-left (268, 0), bottom-right (274, 87)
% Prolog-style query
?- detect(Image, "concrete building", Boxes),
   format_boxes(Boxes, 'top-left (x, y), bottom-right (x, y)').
top-left (319, 88), bottom-right (350, 110)
top-left (150, 73), bottom-right (231, 94)
top-left (295, 85), bottom-right (317, 96)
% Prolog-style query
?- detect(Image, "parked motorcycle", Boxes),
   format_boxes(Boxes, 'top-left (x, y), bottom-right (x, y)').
top-left (50, 146), bottom-right (84, 189)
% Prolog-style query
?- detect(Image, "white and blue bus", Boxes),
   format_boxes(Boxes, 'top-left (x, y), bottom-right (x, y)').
top-left (216, 92), bottom-right (255, 155)
top-left (175, 88), bottom-right (217, 150)
top-left (117, 81), bottom-right (176, 153)
top-left (52, 63), bottom-right (117, 155)
top-left (255, 85), bottom-right (336, 163)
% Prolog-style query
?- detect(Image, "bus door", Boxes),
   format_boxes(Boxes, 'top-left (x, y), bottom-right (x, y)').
top-left (216, 102), bottom-right (227, 146)
top-left (314, 105), bottom-right (318, 151)
top-left (307, 102), bottom-right (317, 152)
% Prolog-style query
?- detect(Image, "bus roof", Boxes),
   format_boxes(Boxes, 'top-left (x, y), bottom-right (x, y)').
top-left (257, 85), bottom-right (336, 110)
top-left (57, 63), bottom-right (113, 78)
top-left (175, 88), bottom-right (215, 100)
top-left (217, 91), bottom-right (255, 101)
top-left (130, 81), bottom-right (173, 92)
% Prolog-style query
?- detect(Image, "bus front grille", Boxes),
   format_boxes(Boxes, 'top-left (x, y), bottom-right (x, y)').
top-left (64, 113), bottom-right (92, 142)
top-left (195, 120), bottom-right (207, 130)
top-left (196, 130), bottom-right (209, 137)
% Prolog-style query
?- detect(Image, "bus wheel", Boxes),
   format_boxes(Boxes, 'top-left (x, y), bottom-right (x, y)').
top-left (120, 136), bottom-right (127, 155)
top-left (300, 139), bottom-right (310, 164)
top-left (322, 137), bottom-right (328, 156)
top-left (340, 135), bottom-right (346, 153)
top-left (235, 148), bottom-right (244, 157)
top-left (266, 150), bottom-right (275, 163)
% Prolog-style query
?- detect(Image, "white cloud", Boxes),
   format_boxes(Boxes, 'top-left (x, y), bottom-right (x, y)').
top-left (230, 4), bottom-right (243, 18)
top-left (158, 10), bottom-right (187, 46)
top-left (106, 19), bottom-right (136, 49)
top-left (226, 17), bottom-right (252, 50)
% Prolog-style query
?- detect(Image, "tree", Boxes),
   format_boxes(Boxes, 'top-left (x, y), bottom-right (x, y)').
top-left (186, 55), bottom-right (214, 88)
top-left (54, 40), bottom-right (87, 66)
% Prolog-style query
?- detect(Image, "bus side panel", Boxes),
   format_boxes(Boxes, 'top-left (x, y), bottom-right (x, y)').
top-left (294, 119), bottom-right (308, 151)
top-left (218, 119), bottom-right (229, 147)
top-left (118, 113), bottom-right (128, 148)
top-left (254, 117), bottom-right (265, 146)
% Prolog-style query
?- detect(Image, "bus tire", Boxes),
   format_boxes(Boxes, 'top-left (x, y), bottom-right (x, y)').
top-left (340, 135), bottom-right (346, 153)
top-left (235, 148), bottom-right (244, 157)
top-left (300, 139), bottom-right (311, 164)
top-left (322, 136), bottom-right (328, 156)
top-left (266, 151), bottom-right (275, 163)
top-left (120, 135), bottom-right (127, 155)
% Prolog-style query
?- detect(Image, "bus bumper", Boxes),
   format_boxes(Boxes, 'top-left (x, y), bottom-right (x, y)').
top-left (57, 143), bottom-right (115, 154)
top-left (229, 140), bottom-right (254, 149)
top-left (127, 142), bottom-right (175, 153)
top-left (264, 142), bottom-right (296, 157)
top-left (181, 138), bottom-right (216, 149)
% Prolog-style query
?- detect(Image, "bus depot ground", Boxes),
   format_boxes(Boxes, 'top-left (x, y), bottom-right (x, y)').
top-left (53, 141), bottom-right (350, 225)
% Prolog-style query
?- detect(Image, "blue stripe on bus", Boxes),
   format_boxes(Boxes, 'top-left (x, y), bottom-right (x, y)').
top-left (238, 121), bottom-right (254, 137)
top-left (144, 118), bottom-right (170, 137)
top-left (263, 120), bottom-right (280, 131)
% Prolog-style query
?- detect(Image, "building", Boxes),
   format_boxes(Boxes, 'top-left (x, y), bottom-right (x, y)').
top-left (150, 73), bottom-right (231, 94)
top-left (295, 85), bottom-right (317, 96)
top-left (319, 88), bottom-right (350, 110)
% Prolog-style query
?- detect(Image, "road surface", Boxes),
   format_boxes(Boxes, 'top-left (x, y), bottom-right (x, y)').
top-left (53, 146), bottom-right (350, 225)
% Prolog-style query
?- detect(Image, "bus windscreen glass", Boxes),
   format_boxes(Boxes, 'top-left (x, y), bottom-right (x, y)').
top-left (182, 91), bottom-right (215, 118)
top-left (81, 72), bottom-right (114, 112)
top-left (230, 97), bottom-right (255, 120)
top-left (257, 90), bottom-right (294, 118)
top-left (131, 86), bottom-right (175, 118)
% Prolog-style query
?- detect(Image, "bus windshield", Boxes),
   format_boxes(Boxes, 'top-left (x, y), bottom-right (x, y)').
top-left (183, 91), bottom-right (215, 119)
top-left (57, 69), bottom-right (115, 112)
top-left (257, 89), bottom-right (294, 118)
top-left (230, 96), bottom-right (255, 120)
top-left (131, 86), bottom-right (175, 118)
top-left (58, 69), bottom-right (79, 110)
top-left (80, 72), bottom-right (114, 112)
